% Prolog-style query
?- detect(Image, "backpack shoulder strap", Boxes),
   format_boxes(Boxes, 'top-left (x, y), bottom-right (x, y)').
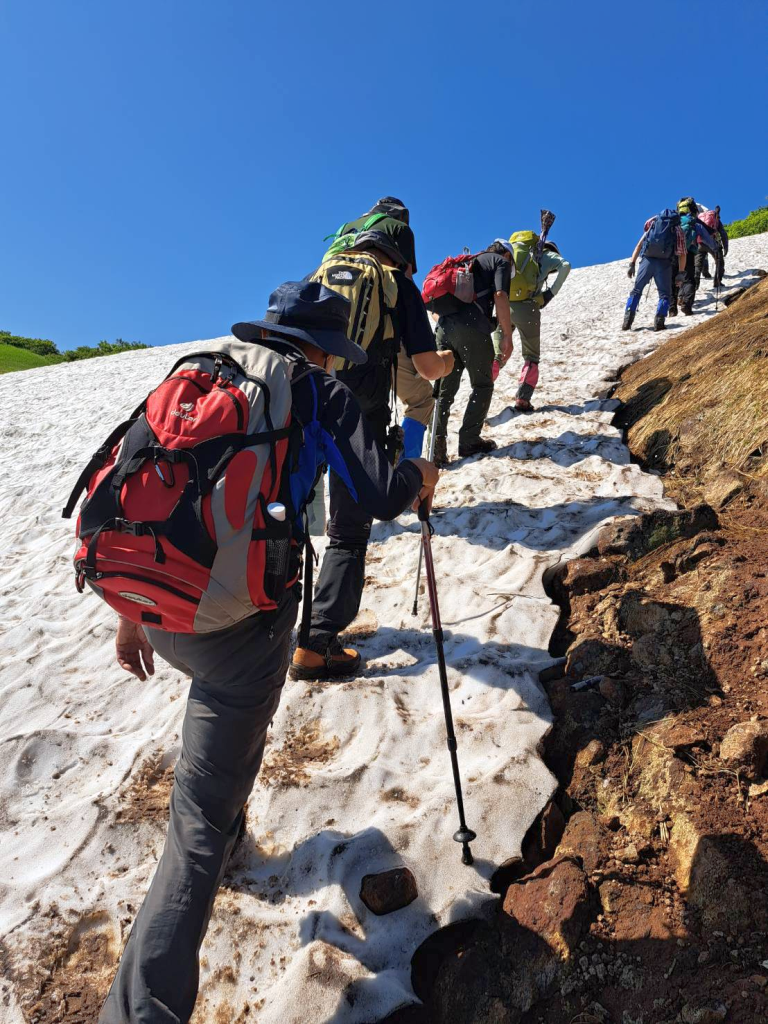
top-left (362, 212), bottom-right (389, 230)
top-left (62, 402), bottom-right (146, 519)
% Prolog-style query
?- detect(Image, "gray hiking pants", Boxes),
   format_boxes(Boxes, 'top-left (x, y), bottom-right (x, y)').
top-left (100, 590), bottom-right (299, 1024)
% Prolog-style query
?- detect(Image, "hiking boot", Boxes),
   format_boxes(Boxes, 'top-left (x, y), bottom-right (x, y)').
top-left (669, 303), bottom-right (678, 317)
top-left (680, 304), bottom-right (693, 316)
top-left (621, 309), bottom-right (635, 331)
top-left (289, 638), bottom-right (361, 681)
top-left (433, 435), bottom-right (449, 468)
top-left (702, 266), bottom-right (712, 279)
top-left (515, 398), bottom-right (534, 413)
top-left (458, 437), bottom-right (498, 458)
top-left (654, 315), bottom-right (666, 331)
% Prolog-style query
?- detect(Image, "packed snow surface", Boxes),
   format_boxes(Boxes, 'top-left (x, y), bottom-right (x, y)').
top-left (1, 236), bottom-right (766, 1022)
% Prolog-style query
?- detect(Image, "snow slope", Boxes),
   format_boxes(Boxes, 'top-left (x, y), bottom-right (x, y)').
top-left (1, 236), bottom-right (766, 1022)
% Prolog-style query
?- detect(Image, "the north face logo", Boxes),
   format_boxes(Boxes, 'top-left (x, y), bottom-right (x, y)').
top-left (329, 268), bottom-right (360, 284)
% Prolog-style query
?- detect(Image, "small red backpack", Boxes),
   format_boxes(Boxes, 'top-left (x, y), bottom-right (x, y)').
top-left (421, 252), bottom-right (489, 316)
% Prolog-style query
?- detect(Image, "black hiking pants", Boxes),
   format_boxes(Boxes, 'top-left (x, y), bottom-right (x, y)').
top-left (307, 408), bottom-right (389, 652)
top-left (100, 591), bottom-right (299, 1024)
top-left (678, 252), bottom-right (699, 312)
top-left (435, 310), bottom-right (495, 444)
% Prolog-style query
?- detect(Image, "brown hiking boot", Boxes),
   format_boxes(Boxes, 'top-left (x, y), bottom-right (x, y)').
top-left (289, 639), bottom-right (361, 681)
top-left (433, 434), bottom-right (449, 468)
top-left (458, 437), bottom-right (498, 457)
top-left (515, 398), bottom-right (534, 413)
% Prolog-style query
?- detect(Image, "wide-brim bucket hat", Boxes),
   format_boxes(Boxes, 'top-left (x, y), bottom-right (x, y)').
top-left (232, 280), bottom-right (367, 365)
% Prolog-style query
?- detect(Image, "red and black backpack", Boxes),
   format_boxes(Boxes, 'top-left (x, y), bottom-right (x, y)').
top-left (63, 340), bottom-right (317, 633)
top-left (420, 252), bottom-right (489, 316)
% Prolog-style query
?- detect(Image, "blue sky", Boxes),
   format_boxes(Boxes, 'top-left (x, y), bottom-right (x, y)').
top-left (2, 0), bottom-right (766, 351)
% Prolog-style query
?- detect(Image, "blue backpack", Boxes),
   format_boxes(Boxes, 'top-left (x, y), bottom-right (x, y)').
top-left (642, 209), bottom-right (680, 260)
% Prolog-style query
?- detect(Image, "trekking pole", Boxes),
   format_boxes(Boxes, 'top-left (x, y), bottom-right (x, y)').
top-left (411, 399), bottom-right (440, 616)
top-left (417, 498), bottom-right (477, 865)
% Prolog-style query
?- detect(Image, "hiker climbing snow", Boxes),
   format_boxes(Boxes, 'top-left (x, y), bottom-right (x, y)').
top-left (292, 223), bottom-right (451, 680)
top-left (423, 240), bottom-right (515, 466)
top-left (492, 214), bottom-right (569, 412)
top-left (623, 208), bottom-right (687, 331)
top-left (63, 280), bottom-right (439, 1024)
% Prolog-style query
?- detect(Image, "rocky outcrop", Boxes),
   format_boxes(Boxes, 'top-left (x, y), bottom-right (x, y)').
top-left (597, 505), bottom-right (719, 561)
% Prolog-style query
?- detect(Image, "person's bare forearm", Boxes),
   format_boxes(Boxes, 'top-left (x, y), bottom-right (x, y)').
top-left (630, 237), bottom-right (644, 263)
top-left (495, 292), bottom-right (512, 338)
top-left (412, 350), bottom-right (452, 380)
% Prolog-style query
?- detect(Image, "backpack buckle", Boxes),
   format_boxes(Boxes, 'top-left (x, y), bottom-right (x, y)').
top-left (115, 518), bottom-right (144, 537)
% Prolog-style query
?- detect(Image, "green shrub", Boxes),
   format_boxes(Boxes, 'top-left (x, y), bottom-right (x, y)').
top-left (0, 330), bottom-right (59, 358)
top-left (0, 330), bottom-right (149, 372)
top-left (63, 339), bottom-right (149, 361)
top-left (725, 205), bottom-right (768, 239)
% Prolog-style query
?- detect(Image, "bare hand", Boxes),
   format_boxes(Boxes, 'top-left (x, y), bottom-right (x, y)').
top-left (500, 334), bottom-right (514, 360)
top-left (116, 616), bottom-right (155, 681)
top-left (408, 457), bottom-right (439, 513)
top-left (437, 349), bottom-right (455, 376)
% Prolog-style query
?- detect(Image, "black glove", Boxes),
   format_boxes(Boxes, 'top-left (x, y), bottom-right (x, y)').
top-left (540, 288), bottom-right (555, 307)
top-left (627, 262), bottom-right (636, 279)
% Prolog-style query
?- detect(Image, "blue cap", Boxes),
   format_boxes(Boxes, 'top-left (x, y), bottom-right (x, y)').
top-left (232, 280), bottom-right (367, 365)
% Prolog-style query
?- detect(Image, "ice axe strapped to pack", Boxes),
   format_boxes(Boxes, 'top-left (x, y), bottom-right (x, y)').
top-left (506, 210), bottom-right (556, 302)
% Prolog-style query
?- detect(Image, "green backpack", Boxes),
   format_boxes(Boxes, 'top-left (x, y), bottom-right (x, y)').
top-left (322, 213), bottom-right (390, 263)
top-left (508, 230), bottom-right (540, 302)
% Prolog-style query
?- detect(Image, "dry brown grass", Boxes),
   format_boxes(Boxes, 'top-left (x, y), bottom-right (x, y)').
top-left (614, 277), bottom-right (768, 496)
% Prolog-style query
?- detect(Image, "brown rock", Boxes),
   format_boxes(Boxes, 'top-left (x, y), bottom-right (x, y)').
top-left (617, 842), bottom-right (640, 864)
top-left (704, 469), bottom-right (743, 509)
top-left (618, 594), bottom-right (672, 636)
top-left (598, 676), bottom-right (625, 705)
top-left (648, 718), bottom-right (707, 751)
top-left (597, 506), bottom-right (719, 561)
top-left (720, 720), bottom-right (768, 778)
top-left (557, 811), bottom-right (603, 874)
top-left (561, 557), bottom-right (625, 597)
top-left (360, 867), bottom-right (418, 915)
top-left (566, 638), bottom-right (631, 679)
top-left (575, 739), bottom-right (605, 769)
top-left (503, 856), bottom-right (592, 959)
top-left (687, 834), bottom-right (768, 934)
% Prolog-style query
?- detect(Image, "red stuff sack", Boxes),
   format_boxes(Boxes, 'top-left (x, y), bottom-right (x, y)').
top-left (63, 341), bottom-right (314, 633)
